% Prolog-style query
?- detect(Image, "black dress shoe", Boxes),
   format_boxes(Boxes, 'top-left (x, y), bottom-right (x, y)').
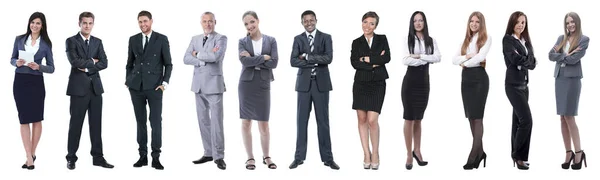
top-left (67, 161), bottom-right (76, 170)
top-left (93, 160), bottom-right (115, 169)
top-left (152, 158), bottom-right (164, 170)
top-left (324, 160), bottom-right (340, 170)
top-left (22, 156), bottom-right (36, 169)
top-left (133, 156), bottom-right (148, 167)
top-left (289, 159), bottom-right (304, 169)
top-left (192, 156), bottom-right (213, 164)
top-left (215, 159), bottom-right (226, 170)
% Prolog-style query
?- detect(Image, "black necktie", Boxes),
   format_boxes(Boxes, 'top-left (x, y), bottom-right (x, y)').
top-left (308, 34), bottom-right (316, 76)
top-left (144, 35), bottom-right (149, 51)
top-left (203, 36), bottom-right (208, 46)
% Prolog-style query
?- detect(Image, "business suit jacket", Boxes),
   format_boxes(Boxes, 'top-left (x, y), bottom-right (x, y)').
top-left (350, 34), bottom-right (391, 81)
top-left (502, 34), bottom-right (536, 85)
top-left (11, 35), bottom-right (55, 75)
top-left (184, 32), bottom-right (227, 94)
top-left (65, 33), bottom-right (107, 96)
top-left (238, 34), bottom-right (278, 82)
top-left (548, 35), bottom-right (589, 78)
top-left (291, 30), bottom-right (333, 92)
top-left (126, 31), bottom-right (173, 91)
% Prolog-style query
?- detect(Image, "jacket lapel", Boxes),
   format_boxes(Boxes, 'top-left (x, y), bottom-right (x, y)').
top-left (245, 36), bottom-right (254, 56)
top-left (76, 34), bottom-right (90, 58)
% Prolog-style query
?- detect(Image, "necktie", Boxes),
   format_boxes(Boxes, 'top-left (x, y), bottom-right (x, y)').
top-left (203, 36), bottom-right (208, 46)
top-left (144, 35), bottom-right (149, 51)
top-left (308, 34), bottom-right (316, 76)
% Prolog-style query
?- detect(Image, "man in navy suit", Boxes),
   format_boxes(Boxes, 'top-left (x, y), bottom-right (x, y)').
top-left (65, 11), bottom-right (114, 170)
top-left (289, 10), bottom-right (339, 170)
top-left (126, 10), bottom-right (173, 170)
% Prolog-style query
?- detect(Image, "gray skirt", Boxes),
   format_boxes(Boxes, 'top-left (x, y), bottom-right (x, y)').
top-left (555, 77), bottom-right (581, 116)
top-left (238, 73), bottom-right (271, 121)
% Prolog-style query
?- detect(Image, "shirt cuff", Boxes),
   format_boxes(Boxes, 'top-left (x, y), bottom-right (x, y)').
top-left (85, 68), bottom-right (89, 72)
top-left (162, 81), bottom-right (169, 89)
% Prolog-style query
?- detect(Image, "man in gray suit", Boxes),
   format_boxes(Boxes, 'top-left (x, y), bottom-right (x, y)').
top-left (184, 11), bottom-right (227, 170)
top-left (289, 10), bottom-right (338, 170)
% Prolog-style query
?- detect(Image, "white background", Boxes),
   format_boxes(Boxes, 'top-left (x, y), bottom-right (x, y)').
top-left (0, 0), bottom-right (597, 179)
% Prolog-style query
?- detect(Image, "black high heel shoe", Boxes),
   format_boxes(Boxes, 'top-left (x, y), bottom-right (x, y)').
top-left (412, 151), bottom-right (428, 166)
top-left (571, 150), bottom-right (587, 170)
top-left (463, 152), bottom-right (487, 170)
top-left (22, 155), bottom-right (36, 169)
top-left (562, 150), bottom-right (575, 169)
top-left (513, 158), bottom-right (529, 170)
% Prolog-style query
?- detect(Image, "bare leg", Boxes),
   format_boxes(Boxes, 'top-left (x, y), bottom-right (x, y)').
top-left (241, 120), bottom-right (254, 160)
top-left (404, 120), bottom-right (414, 165)
top-left (413, 120), bottom-right (425, 161)
top-left (367, 111), bottom-right (380, 165)
top-left (20, 124), bottom-right (34, 166)
top-left (258, 121), bottom-right (275, 168)
top-left (560, 116), bottom-right (573, 163)
top-left (357, 110), bottom-right (370, 164)
top-left (564, 116), bottom-right (582, 163)
top-left (31, 122), bottom-right (42, 158)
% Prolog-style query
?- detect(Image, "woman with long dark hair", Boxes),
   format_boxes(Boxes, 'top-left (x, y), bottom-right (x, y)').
top-left (502, 11), bottom-right (536, 170)
top-left (10, 12), bottom-right (55, 170)
top-left (401, 11), bottom-right (440, 170)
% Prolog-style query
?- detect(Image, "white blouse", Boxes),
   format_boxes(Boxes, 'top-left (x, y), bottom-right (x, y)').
top-left (25, 35), bottom-right (40, 55)
top-left (402, 36), bottom-right (442, 66)
top-left (252, 36), bottom-right (263, 70)
top-left (452, 33), bottom-right (492, 67)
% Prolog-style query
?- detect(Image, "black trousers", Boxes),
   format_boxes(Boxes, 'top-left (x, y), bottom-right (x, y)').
top-left (294, 78), bottom-right (333, 162)
top-left (129, 88), bottom-right (163, 158)
top-left (66, 87), bottom-right (104, 162)
top-left (505, 84), bottom-right (533, 161)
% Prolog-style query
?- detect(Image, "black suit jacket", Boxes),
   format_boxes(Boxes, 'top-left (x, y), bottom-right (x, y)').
top-left (66, 33), bottom-right (107, 96)
top-left (502, 34), bottom-right (536, 85)
top-left (291, 30), bottom-right (333, 92)
top-left (350, 34), bottom-right (390, 81)
top-left (126, 31), bottom-right (173, 91)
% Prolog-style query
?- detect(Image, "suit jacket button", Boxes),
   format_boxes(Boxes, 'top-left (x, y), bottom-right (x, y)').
top-left (147, 63), bottom-right (150, 65)
top-left (141, 63), bottom-right (143, 65)
top-left (148, 71), bottom-right (150, 74)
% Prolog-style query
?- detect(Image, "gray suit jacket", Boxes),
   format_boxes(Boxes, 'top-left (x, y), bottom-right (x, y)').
top-left (290, 30), bottom-right (333, 92)
top-left (238, 34), bottom-right (278, 82)
top-left (184, 32), bottom-right (227, 94)
top-left (549, 35), bottom-right (590, 78)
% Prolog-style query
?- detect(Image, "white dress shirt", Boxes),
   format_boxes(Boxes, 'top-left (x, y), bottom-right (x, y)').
top-left (24, 35), bottom-right (40, 56)
top-left (252, 36), bottom-right (263, 70)
top-left (402, 36), bottom-right (442, 66)
top-left (142, 31), bottom-right (152, 49)
top-left (452, 33), bottom-right (492, 67)
top-left (79, 32), bottom-right (94, 72)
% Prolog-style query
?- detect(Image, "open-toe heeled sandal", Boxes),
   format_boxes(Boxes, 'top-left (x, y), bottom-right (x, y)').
top-left (263, 157), bottom-right (277, 169)
top-left (245, 158), bottom-right (256, 170)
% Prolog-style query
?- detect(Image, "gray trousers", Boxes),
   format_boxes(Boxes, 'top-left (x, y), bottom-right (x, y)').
top-left (195, 93), bottom-right (225, 160)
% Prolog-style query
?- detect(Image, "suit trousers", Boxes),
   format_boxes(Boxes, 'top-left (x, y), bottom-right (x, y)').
top-left (129, 88), bottom-right (163, 158)
top-left (195, 92), bottom-right (225, 160)
top-left (294, 78), bottom-right (333, 162)
top-left (66, 85), bottom-right (104, 162)
top-left (505, 84), bottom-right (533, 161)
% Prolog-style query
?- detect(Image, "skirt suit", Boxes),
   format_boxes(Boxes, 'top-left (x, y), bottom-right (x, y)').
top-left (11, 35), bottom-right (55, 124)
top-left (350, 34), bottom-right (391, 114)
top-left (548, 35), bottom-right (589, 116)
top-left (237, 34), bottom-right (278, 121)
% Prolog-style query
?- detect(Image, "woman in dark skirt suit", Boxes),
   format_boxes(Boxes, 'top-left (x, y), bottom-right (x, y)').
top-left (350, 11), bottom-right (390, 170)
top-left (452, 11), bottom-right (491, 170)
top-left (238, 11), bottom-right (279, 170)
top-left (10, 12), bottom-right (55, 170)
top-left (503, 11), bottom-right (537, 170)
top-left (548, 12), bottom-right (589, 170)
top-left (401, 11), bottom-right (440, 170)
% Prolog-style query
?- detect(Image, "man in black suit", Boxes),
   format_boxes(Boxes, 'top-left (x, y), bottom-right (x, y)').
top-left (126, 10), bottom-right (173, 170)
top-left (289, 10), bottom-right (339, 170)
top-left (65, 11), bottom-right (114, 170)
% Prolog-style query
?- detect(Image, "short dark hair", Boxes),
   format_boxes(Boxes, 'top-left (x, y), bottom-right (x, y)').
top-left (301, 10), bottom-right (316, 19)
top-left (362, 11), bottom-right (379, 26)
top-left (79, 12), bottom-right (94, 23)
top-left (138, 10), bottom-right (152, 20)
